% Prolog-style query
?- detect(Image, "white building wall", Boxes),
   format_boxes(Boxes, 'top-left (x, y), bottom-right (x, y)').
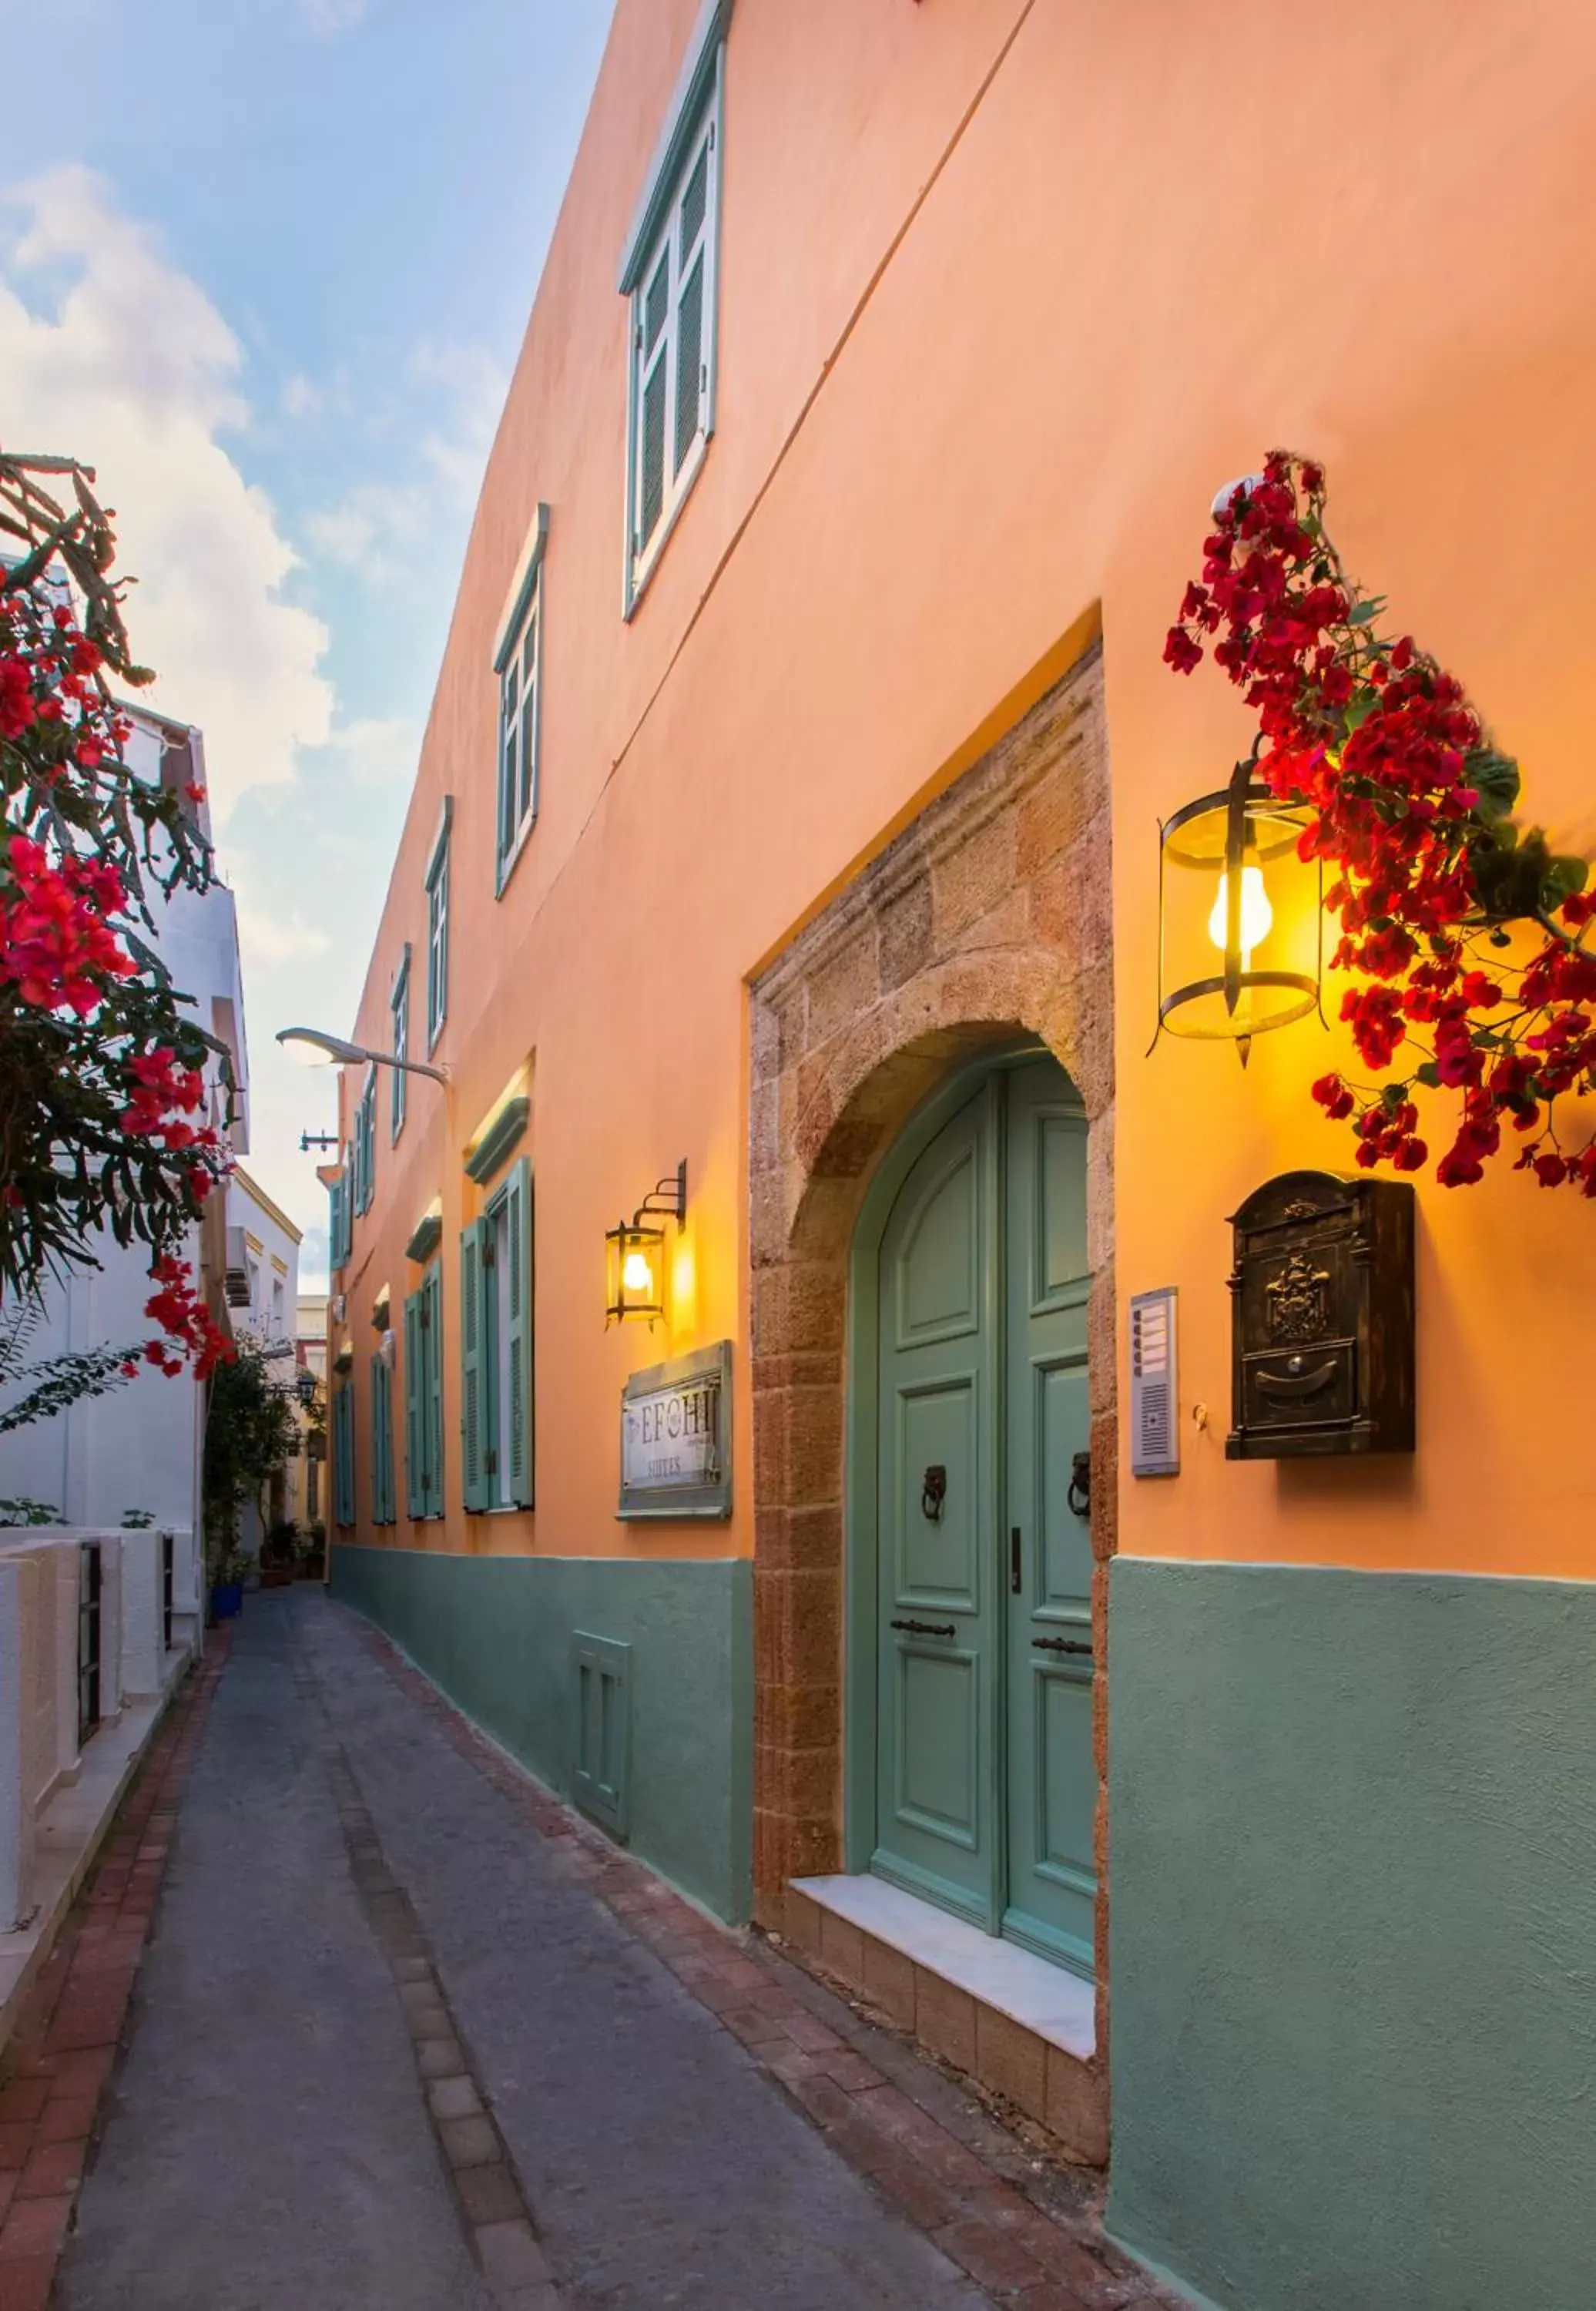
top-left (0, 709), bottom-right (249, 1535)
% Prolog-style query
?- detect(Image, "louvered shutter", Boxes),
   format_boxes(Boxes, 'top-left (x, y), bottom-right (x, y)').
top-left (674, 131), bottom-right (711, 475)
top-left (638, 249), bottom-right (670, 552)
top-left (334, 1385), bottom-right (354, 1528)
top-left (329, 1175), bottom-right (346, 1275)
top-left (505, 1157), bottom-right (534, 1508)
top-left (460, 1223), bottom-right (488, 1511)
top-left (423, 1264), bottom-right (445, 1517)
top-left (369, 1353), bottom-right (381, 1524)
top-left (404, 1292), bottom-right (423, 1518)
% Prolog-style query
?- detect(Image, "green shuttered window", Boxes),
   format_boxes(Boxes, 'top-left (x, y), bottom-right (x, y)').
top-left (459, 1154), bottom-right (534, 1513)
top-left (391, 948), bottom-right (411, 1142)
top-left (425, 807), bottom-right (451, 1051)
top-left (333, 1381), bottom-right (356, 1529)
top-left (403, 1260), bottom-right (444, 1519)
top-left (493, 515), bottom-right (547, 894)
top-left (327, 1170), bottom-right (349, 1276)
top-left (370, 1350), bottom-right (395, 1526)
top-left (620, 19), bottom-right (725, 615)
top-left (353, 1067), bottom-right (377, 1216)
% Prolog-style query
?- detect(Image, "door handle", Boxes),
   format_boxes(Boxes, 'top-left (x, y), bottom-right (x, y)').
top-left (891, 1617), bottom-right (957, 1638)
top-left (1011, 1526), bottom-right (1022, 1595)
top-left (1067, 1450), bottom-right (1091, 1518)
top-left (1032, 1633), bottom-right (1092, 1655)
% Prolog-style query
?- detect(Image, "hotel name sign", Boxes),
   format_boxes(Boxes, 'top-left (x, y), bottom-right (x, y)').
top-left (618, 1340), bottom-right (733, 1521)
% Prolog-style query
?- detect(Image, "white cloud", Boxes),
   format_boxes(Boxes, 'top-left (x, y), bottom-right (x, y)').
top-left (321, 715), bottom-right (419, 788)
top-left (300, 0), bottom-right (369, 35)
top-left (233, 897), bottom-right (333, 971)
top-left (0, 166), bottom-right (334, 820)
top-left (305, 338), bottom-right (506, 583)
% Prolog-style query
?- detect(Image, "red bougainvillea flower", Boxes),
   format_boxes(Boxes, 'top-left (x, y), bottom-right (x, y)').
top-left (1165, 450), bottom-right (1596, 1195)
top-left (143, 1256), bottom-right (233, 1378)
top-left (0, 655), bottom-right (33, 736)
top-left (0, 834), bottom-right (136, 1015)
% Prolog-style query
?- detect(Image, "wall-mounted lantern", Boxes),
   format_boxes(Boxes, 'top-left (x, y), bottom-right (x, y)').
top-left (605, 1161), bottom-right (687, 1328)
top-left (1152, 754), bottom-right (1322, 1065)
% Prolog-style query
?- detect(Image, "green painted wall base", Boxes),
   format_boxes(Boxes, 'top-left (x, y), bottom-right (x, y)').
top-left (331, 1545), bottom-right (753, 1923)
top-left (1108, 1557), bottom-right (1596, 2311)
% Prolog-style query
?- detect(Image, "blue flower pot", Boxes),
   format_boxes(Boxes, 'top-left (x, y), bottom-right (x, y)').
top-left (211, 1581), bottom-right (243, 1621)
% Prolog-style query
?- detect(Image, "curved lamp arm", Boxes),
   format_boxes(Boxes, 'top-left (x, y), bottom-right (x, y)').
top-left (276, 1025), bottom-right (448, 1085)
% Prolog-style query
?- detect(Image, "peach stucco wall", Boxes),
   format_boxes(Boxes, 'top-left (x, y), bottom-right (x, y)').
top-left (335, 0), bottom-right (1596, 1580)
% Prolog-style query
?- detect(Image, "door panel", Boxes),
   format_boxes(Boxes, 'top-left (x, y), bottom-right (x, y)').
top-left (897, 1645), bottom-right (981, 1849)
top-left (875, 1081), bottom-right (999, 1926)
top-left (896, 1147), bottom-right (981, 1345)
top-left (1004, 1060), bottom-right (1095, 1973)
top-left (896, 1379), bottom-right (979, 1609)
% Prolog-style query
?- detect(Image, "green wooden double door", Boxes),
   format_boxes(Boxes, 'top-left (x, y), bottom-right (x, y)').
top-left (871, 1055), bottom-right (1095, 1976)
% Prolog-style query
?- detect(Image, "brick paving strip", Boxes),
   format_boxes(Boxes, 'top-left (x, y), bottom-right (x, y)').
top-left (349, 1614), bottom-right (1183, 2311)
top-left (0, 1632), bottom-right (231, 2311)
top-left (289, 1643), bottom-right (560, 2310)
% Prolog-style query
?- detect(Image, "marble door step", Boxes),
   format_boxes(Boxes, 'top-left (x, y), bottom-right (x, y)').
top-left (791, 1872), bottom-right (1096, 2061)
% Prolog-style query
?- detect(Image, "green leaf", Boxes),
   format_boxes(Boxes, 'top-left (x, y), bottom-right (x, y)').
top-left (1415, 1062), bottom-right (1442, 1089)
top-left (1542, 854), bottom-right (1589, 903)
top-left (1346, 598), bottom-right (1386, 627)
top-left (1465, 746), bottom-right (1521, 818)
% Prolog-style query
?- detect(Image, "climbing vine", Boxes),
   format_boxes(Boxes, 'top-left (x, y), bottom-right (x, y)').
top-left (1166, 451), bottom-right (1596, 1190)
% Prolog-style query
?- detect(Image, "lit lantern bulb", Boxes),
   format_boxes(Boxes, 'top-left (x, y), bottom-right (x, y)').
top-left (622, 1249), bottom-right (654, 1294)
top-left (1208, 864), bottom-right (1272, 960)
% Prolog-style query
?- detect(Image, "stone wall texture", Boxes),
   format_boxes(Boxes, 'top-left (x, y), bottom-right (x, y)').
top-left (748, 641), bottom-right (1115, 2136)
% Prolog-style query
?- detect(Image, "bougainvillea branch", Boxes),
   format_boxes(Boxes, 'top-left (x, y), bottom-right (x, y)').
top-left (0, 447), bottom-right (236, 1363)
top-left (1166, 451), bottom-right (1596, 1192)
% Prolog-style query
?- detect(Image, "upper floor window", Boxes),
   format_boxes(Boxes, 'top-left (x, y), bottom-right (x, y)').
top-left (424, 800), bottom-right (452, 1049)
top-left (391, 947), bottom-right (411, 1142)
top-left (494, 506), bottom-right (548, 892)
top-left (619, 2), bottom-right (729, 613)
top-left (328, 1158), bottom-right (352, 1273)
top-left (354, 1066), bottom-right (377, 1215)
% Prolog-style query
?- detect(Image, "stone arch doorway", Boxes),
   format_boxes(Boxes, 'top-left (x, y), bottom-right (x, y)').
top-left (747, 645), bottom-right (1115, 2122)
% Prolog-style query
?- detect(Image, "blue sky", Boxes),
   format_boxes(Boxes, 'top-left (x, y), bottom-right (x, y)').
top-left (0, 0), bottom-right (613, 1281)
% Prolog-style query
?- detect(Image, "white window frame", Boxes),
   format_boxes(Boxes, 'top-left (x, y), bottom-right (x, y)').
top-left (493, 507), bottom-right (549, 894)
top-left (391, 945), bottom-right (411, 1142)
top-left (619, 1), bottom-right (730, 617)
top-left (424, 799), bottom-right (452, 1052)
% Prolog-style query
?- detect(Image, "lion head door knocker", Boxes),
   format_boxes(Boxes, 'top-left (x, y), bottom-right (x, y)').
top-left (920, 1464), bottom-right (947, 1521)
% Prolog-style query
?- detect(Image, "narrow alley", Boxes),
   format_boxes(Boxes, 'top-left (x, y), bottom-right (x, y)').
top-left (3, 1599), bottom-right (1169, 2310)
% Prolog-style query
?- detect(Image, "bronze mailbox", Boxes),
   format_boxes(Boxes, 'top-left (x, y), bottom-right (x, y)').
top-left (1226, 1170), bottom-right (1414, 1460)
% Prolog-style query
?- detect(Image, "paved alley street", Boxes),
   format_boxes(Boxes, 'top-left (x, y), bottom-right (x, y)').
top-left (13, 1595), bottom-right (1168, 2311)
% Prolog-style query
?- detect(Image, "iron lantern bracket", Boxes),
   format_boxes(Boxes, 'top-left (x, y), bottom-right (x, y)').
top-left (631, 1159), bottom-right (688, 1233)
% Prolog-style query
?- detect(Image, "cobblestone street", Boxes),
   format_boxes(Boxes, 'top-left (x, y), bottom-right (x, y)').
top-left (0, 1593), bottom-right (1175, 2309)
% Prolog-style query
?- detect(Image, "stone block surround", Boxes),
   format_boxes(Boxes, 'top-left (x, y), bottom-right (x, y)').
top-left (748, 641), bottom-right (1115, 2138)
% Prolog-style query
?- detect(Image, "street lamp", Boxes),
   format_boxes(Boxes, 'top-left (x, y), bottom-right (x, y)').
top-left (276, 1025), bottom-right (448, 1085)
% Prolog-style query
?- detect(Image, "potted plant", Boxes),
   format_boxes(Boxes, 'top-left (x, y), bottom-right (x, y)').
top-left (260, 1519), bottom-right (299, 1588)
top-left (298, 1521), bottom-right (327, 1581)
top-left (203, 1337), bottom-right (300, 1612)
top-left (210, 1548), bottom-right (248, 1622)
